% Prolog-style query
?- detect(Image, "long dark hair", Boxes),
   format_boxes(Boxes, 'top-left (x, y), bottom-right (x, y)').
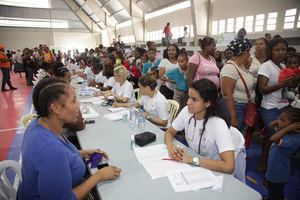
top-left (266, 38), bottom-right (288, 61)
top-left (190, 79), bottom-right (230, 136)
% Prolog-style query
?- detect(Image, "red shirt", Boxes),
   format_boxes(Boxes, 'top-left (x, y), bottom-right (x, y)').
top-left (0, 52), bottom-right (10, 68)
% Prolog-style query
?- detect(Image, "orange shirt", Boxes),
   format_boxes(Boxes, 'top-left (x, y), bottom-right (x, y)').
top-left (0, 52), bottom-right (10, 68)
top-left (43, 51), bottom-right (54, 63)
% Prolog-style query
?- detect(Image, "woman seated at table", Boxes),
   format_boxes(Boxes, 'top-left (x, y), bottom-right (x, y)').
top-left (92, 64), bottom-right (115, 92)
top-left (103, 65), bottom-right (133, 103)
top-left (18, 77), bottom-right (121, 200)
top-left (164, 79), bottom-right (235, 173)
top-left (114, 74), bottom-right (169, 127)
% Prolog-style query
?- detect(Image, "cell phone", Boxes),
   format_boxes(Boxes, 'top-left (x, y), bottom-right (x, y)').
top-left (97, 163), bottom-right (109, 170)
top-left (85, 120), bottom-right (95, 124)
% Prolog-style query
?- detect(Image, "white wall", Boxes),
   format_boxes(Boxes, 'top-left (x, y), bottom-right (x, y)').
top-left (0, 29), bottom-right (96, 52)
top-left (210, 0), bottom-right (300, 38)
top-left (146, 7), bottom-right (192, 32)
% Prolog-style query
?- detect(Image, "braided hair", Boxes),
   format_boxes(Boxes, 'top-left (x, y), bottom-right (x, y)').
top-left (32, 77), bottom-right (68, 117)
top-left (190, 79), bottom-right (230, 137)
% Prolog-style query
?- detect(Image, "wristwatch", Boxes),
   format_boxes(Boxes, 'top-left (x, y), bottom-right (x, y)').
top-left (192, 157), bottom-right (200, 166)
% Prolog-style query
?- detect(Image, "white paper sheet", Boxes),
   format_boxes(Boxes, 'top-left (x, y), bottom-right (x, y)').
top-left (103, 110), bottom-right (129, 121)
top-left (106, 107), bottom-right (126, 112)
top-left (167, 167), bottom-right (218, 192)
top-left (80, 97), bottom-right (105, 105)
top-left (143, 159), bottom-right (192, 179)
top-left (79, 87), bottom-right (100, 96)
top-left (133, 144), bottom-right (170, 164)
top-left (81, 106), bottom-right (100, 119)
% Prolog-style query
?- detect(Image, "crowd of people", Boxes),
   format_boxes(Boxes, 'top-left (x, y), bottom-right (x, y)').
top-left (2, 28), bottom-right (300, 200)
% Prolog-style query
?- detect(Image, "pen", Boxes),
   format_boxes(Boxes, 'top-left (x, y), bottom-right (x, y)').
top-left (162, 158), bottom-right (176, 161)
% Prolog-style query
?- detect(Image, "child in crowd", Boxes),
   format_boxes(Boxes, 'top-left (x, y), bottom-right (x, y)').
top-left (142, 48), bottom-right (161, 75)
top-left (279, 55), bottom-right (300, 101)
top-left (149, 67), bottom-right (162, 90)
top-left (163, 53), bottom-right (189, 111)
top-left (266, 96), bottom-right (300, 200)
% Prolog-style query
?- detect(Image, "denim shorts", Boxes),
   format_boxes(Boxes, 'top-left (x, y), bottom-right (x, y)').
top-left (220, 98), bottom-right (248, 133)
top-left (260, 107), bottom-right (286, 136)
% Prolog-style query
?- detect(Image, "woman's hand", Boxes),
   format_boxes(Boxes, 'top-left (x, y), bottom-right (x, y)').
top-left (80, 149), bottom-right (108, 160)
top-left (95, 166), bottom-right (121, 181)
top-left (230, 117), bottom-right (238, 128)
top-left (181, 151), bottom-right (193, 164)
top-left (167, 144), bottom-right (184, 161)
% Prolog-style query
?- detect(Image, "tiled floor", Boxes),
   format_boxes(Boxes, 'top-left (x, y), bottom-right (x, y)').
top-left (0, 71), bottom-right (32, 161)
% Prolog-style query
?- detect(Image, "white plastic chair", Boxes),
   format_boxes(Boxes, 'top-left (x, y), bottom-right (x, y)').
top-left (133, 88), bottom-right (142, 101)
top-left (230, 127), bottom-right (246, 183)
top-left (20, 114), bottom-right (37, 128)
top-left (167, 100), bottom-right (180, 125)
top-left (0, 160), bottom-right (22, 200)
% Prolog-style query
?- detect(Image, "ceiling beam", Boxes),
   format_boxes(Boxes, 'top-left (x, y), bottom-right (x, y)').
top-left (110, 8), bottom-right (125, 17)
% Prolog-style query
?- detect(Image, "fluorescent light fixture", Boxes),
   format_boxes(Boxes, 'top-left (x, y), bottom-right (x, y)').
top-left (116, 20), bottom-right (131, 29)
top-left (145, 1), bottom-right (190, 20)
top-left (0, 17), bottom-right (69, 29)
top-left (90, 14), bottom-right (100, 23)
top-left (0, 0), bottom-right (49, 8)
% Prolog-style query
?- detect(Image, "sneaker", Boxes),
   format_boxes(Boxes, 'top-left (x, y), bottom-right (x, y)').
top-left (10, 87), bottom-right (17, 90)
top-left (1, 88), bottom-right (9, 92)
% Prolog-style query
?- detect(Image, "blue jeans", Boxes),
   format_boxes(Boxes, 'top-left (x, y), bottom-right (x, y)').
top-left (260, 107), bottom-right (285, 136)
top-left (1, 67), bottom-right (12, 89)
top-left (220, 98), bottom-right (247, 132)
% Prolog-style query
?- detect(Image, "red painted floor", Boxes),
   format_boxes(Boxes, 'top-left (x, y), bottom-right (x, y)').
top-left (0, 71), bottom-right (32, 161)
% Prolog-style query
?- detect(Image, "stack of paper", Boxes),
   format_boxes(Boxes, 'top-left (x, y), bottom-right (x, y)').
top-left (134, 144), bottom-right (193, 179)
top-left (106, 107), bottom-right (126, 112)
top-left (133, 144), bottom-right (224, 192)
top-left (103, 110), bottom-right (129, 121)
top-left (81, 106), bottom-right (100, 119)
top-left (167, 167), bottom-right (220, 192)
top-left (80, 97), bottom-right (105, 105)
top-left (79, 87), bottom-right (99, 96)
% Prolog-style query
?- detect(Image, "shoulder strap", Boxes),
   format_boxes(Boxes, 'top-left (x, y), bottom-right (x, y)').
top-left (228, 61), bottom-right (251, 102)
top-left (197, 52), bottom-right (201, 66)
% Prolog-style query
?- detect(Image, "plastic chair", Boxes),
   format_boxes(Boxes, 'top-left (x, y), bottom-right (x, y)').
top-left (0, 160), bottom-right (22, 200)
top-left (167, 100), bottom-right (180, 125)
top-left (133, 88), bottom-right (142, 101)
top-left (230, 127), bottom-right (246, 183)
top-left (20, 114), bottom-right (37, 128)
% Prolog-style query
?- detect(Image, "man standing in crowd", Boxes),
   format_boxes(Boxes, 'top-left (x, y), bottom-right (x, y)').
top-left (0, 44), bottom-right (17, 92)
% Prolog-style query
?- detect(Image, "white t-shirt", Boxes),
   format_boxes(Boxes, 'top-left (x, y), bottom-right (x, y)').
top-left (258, 60), bottom-right (288, 109)
top-left (103, 76), bottom-right (115, 88)
top-left (95, 71), bottom-right (104, 83)
top-left (158, 58), bottom-right (179, 91)
top-left (249, 55), bottom-right (262, 81)
top-left (112, 80), bottom-right (133, 99)
top-left (220, 61), bottom-right (255, 103)
top-left (172, 106), bottom-right (234, 159)
top-left (67, 63), bottom-right (80, 74)
top-left (84, 67), bottom-right (94, 81)
top-left (138, 90), bottom-right (169, 121)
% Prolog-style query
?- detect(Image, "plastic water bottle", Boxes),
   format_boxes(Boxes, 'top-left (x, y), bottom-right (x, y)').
top-left (129, 98), bottom-right (136, 128)
top-left (130, 135), bottom-right (135, 150)
top-left (138, 110), bottom-right (146, 129)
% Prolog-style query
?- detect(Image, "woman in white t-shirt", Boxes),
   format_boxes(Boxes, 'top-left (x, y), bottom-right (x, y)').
top-left (103, 65), bottom-right (133, 103)
top-left (257, 38), bottom-right (299, 171)
top-left (93, 64), bottom-right (115, 91)
top-left (113, 74), bottom-right (169, 127)
top-left (158, 44), bottom-right (179, 99)
top-left (220, 38), bottom-right (254, 131)
top-left (165, 79), bottom-right (235, 173)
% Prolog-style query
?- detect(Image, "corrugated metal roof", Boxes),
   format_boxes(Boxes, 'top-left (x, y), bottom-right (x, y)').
top-left (136, 0), bottom-right (184, 13)
top-left (0, 0), bottom-right (88, 31)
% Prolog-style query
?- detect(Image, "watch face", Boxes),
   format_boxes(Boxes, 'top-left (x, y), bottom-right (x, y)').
top-left (193, 157), bottom-right (199, 163)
